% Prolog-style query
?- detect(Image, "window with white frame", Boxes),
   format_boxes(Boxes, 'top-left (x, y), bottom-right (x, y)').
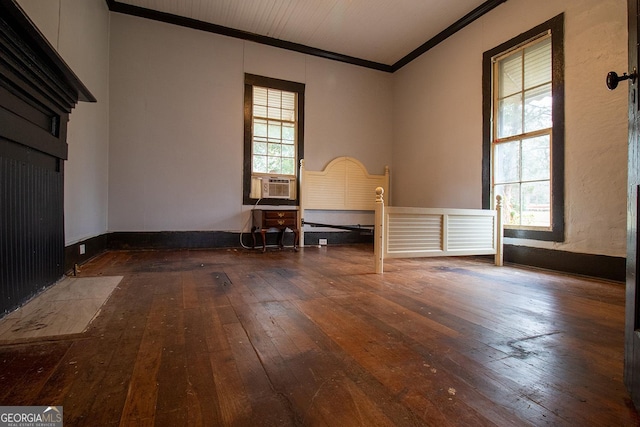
top-left (482, 14), bottom-right (564, 242)
top-left (251, 86), bottom-right (297, 176)
top-left (493, 35), bottom-right (552, 229)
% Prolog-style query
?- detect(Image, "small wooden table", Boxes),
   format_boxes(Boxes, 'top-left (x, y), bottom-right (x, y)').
top-left (251, 209), bottom-right (299, 252)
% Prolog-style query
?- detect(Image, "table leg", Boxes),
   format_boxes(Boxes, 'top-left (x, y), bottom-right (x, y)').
top-left (278, 229), bottom-right (285, 249)
top-left (260, 229), bottom-right (267, 252)
top-left (251, 226), bottom-right (257, 249)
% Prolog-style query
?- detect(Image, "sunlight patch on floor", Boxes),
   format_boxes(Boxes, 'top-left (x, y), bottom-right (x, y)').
top-left (0, 275), bottom-right (122, 341)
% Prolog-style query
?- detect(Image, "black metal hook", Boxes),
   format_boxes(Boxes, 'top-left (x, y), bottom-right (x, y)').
top-left (607, 70), bottom-right (637, 90)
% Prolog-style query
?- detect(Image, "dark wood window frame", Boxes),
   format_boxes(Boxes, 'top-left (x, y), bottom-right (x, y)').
top-left (243, 73), bottom-right (305, 206)
top-left (482, 13), bottom-right (565, 242)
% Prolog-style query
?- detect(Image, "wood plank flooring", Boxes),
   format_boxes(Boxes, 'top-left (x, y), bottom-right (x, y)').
top-left (1, 245), bottom-right (639, 426)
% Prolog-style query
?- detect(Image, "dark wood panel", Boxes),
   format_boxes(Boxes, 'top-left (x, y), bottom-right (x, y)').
top-left (0, 106), bottom-right (67, 159)
top-left (0, 84), bottom-right (57, 134)
top-left (0, 141), bottom-right (64, 316)
top-left (0, 246), bottom-right (637, 425)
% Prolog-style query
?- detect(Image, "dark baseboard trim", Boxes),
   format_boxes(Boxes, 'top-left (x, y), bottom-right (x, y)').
top-left (64, 234), bottom-right (109, 274)
top-left (504, 244), bottom-right (625, 283)
top-left (106, 230), bottom-right (372, 251)
top-left (108, 231), bottom-right (242, 250)
top-left (64, 230), bottom-right (371, 265)
top-left (303, 231), bottom-right (373, 246)
top-left (65, 232), bottom-right (624, 282)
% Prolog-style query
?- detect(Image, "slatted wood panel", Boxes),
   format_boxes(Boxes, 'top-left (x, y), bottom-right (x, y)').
top-left (382, 207), bottom-right (497, 259)
top-left (345, 161), bottom-right (384, 209)
top-left (447, 214), bottom-right (495, 251)
top-left (386, 213), bottom-right (442, 254)
top-left (302, 159), bottom-right (347, 210)
top-left (0, 143), bottom-right (64, 316)
top-left (0, 247), bottom-right (636, 426)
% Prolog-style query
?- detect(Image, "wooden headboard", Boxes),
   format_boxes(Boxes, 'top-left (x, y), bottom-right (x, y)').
top-left (299, 156), bottom-right (389, 246)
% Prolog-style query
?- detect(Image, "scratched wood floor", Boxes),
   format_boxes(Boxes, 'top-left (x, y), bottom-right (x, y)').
top-left (1, 245), bottom-right (639, 426)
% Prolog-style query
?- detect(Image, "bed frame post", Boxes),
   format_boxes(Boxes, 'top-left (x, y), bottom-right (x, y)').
top-left (384, 166), bottom-right (390, 205)
top-left (375, 187), bottom-right (385, 274)
top-left (299, 159), bottom-right (305, 248)
top-left (495, 195), bottom-right (503, 266)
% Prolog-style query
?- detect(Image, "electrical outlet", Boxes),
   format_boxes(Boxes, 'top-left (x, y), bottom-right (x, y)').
top-left (79, 244), bottom-right (86, 255)
top-left (318, 238), bottom-right (328, 246)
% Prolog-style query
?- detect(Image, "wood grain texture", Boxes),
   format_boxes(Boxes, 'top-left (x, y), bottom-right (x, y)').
top-left (0, 245), bottom-right (637, 426)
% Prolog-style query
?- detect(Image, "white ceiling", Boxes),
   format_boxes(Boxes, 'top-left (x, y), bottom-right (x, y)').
top-left (114, 0), bottom-right (498, 68)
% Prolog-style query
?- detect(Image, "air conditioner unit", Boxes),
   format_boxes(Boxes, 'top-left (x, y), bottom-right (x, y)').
top-left (251, 177), bottom-right (295, 199)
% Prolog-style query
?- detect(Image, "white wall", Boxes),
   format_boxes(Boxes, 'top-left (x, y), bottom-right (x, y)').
top-left (15, 0), bottom-right (628, 259)
top-left (392, 0), bottom-right (628, 257)
top-left (108, 14), bottom-right (394, 232)
top-left (16, 0), bottom-right (111, 245)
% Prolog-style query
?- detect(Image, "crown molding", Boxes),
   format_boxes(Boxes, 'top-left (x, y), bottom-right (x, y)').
top-left (106, 0), bottom-right (507, 73)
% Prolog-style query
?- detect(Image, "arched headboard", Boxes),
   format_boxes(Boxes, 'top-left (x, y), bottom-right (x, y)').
top-left (299, 157), bottom-right (390, 246)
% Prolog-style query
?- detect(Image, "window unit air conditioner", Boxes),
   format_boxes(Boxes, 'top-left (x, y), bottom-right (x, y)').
top-left (251, 177), bottom-right (295, 199)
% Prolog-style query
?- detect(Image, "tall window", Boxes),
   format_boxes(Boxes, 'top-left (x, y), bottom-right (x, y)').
top-left (483, 14), bottom-right (564, 242)
top-left (251, 86), bottom-right (297, 176)
top-left (244, 74), bottom-right (305, 205)
top-left (494, 36), bottom-right (552, 228)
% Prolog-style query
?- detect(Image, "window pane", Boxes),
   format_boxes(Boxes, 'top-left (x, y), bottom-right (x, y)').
top-left (268, 107), bottom-right (281, 120)
top-left (282, 123), bottom-right (295, 142)
top-left (268, 89), bottom-right (281, 108)
top-left (498, 93), bottom-right (522, 138)
top-left (522, 135), bottom-right (550, 181)
top-left (282, 145), bottom-right (295, 158)
top-left (253, 141), bottom-right (267, 155)
top-left (254, 119), bottom-right (267, 137)
top-left (494, 141), bottom-right (520, 184)
top-left (521, 181), bottom-right (550, 226)
top-left (499, 51), bottom-right (522, 97)
top-left (494, 183), bottom-right (521, 226)
top-left (282, 92), bottom-right (295, 110)
top-left (253, 87), bottom-right (267, 106)
top-left (254, 105), bottom-right (267, 118)
top-left (524, 83), bottom-right (552, 132)
top-left (282, 158), bottom-right (295, 175)
top-left (282, 108), bottom-right (295, 122)
top-left (268, 143), bottom-right (282, 156)
top-left (268, 121), bottom-right (281, 139)
top-left (253, 155), bottom-right (267, 173)
top-left (524, 37), bottom-right (551, 89)
top-left (268, 157), bottom-right (281, 174)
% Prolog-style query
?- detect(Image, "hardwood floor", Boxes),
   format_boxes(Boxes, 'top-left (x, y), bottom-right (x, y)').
top-left (1, 245), bottom-right (638, 426)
